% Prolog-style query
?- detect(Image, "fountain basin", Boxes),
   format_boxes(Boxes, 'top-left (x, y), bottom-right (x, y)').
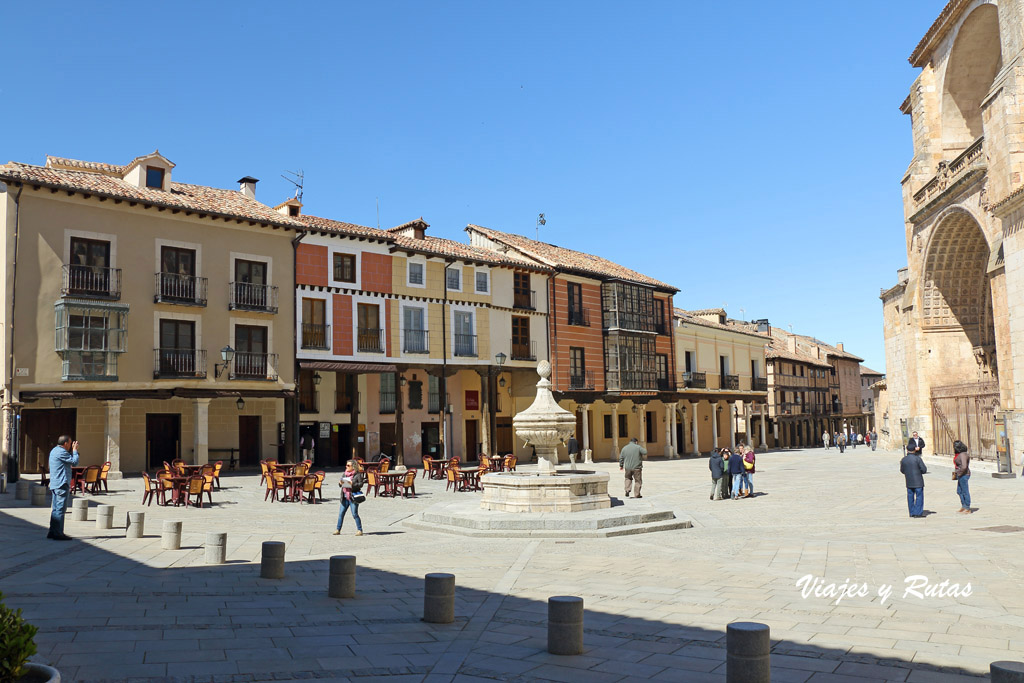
top-left (479, 469), bottom-right (612, 512)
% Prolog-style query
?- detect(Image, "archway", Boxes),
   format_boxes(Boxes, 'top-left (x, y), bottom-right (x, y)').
top-left (942, 4), bottom-right (1002, 150)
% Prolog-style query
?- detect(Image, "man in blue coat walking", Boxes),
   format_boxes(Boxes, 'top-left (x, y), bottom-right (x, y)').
top-left (47, 435), bottom-right (79, 540)
top-left (900, 448), bottom-right (928, 518)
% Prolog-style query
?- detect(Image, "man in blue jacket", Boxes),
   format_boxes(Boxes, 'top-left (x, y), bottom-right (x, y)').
top-left (727, 447), bottom-right (744, 499)
top-left (47, 435), bottom-right (79, 540)
top-left (899, 448), bottom-right (928, 518)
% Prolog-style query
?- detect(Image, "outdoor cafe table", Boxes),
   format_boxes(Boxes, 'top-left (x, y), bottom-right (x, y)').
top-left (162, 475), bottom-right (190, 506)
top-left (482, 455), bottom-right (506, 472)
top-left (376, 471), bottom-right (404, 497)
top-left (455, 466), bottom-right (481, 492)
top-left (358, 460), bottom-right (385, 473)
top-left (281, 473), bottom-right (305, 501)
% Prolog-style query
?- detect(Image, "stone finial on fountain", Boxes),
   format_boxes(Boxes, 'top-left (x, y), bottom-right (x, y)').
top-left (512, 361), bottom-right (578, 474)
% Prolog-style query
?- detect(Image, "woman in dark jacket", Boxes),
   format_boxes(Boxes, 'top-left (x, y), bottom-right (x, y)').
top-left (953, 440), bottom-right (972, 514)
top-left (709, 449), bottom-right (725, 500)
top-left (334, 460), bottom-right (366, 536)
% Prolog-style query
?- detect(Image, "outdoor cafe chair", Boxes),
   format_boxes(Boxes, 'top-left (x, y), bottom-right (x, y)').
top-left (300, 474), bottom-right (318, 504)
top-left (163, 461), bottom-right (173, 474)
top-left (259, 461), bottom-right (270, 485)
top-left (202, 472), bottom-right (215, 504)
top-left (397, 469), bottom-right (417, 498)
top-left (140, 472), bottom-right (155, 506)
top-left (213, 461), bottom-right (223, 489)
top-left (445, 467), bottom-right (466, 492)
top-left (366, 470), bottom-right (380, 497)
top-left (266, 471), bottom-right (287, 502)
top-left (420, 456), bottom-right (432, 478)
top-left (77, 466), bottom-right (101, 495)
top-left (99, 461), bottom-right (112, 491)
top-left (506, 455), bottom-right (517, 471)
top-left (185, 476), bottom-right (206, 508)
top-left (379, 459), bottom-right (390, 474)
top-left (313, 471), bottom-right (325, 500)
top-left (156, 470), bottom-right (176, 506)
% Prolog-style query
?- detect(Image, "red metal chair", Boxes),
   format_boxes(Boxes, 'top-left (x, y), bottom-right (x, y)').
top-left (314, 471), bottom-right (326, 501)
top-left (77, 466), bottom-right (101, 495)
top-left (185, 476), bottom-right (206, 508)
top-left (212, 461), bottom-right (224, 489)
top-left (141, 472), bottom-right (155, 506)
top-left (99, 461), bottom-right (112, 491)
top-left (397, 469), bottom-right (417, 498)
top-left (301, 474), bottom-right (318, 504)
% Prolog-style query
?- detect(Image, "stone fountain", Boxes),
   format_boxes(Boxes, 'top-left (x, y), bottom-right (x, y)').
top-left (478, 361), bottom-right (612, 512)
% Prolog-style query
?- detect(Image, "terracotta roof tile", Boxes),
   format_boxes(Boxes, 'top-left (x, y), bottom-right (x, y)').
top-left (765, 341), bottom-right (832, 368)
top-left (673, 308), bottom-right (766, 339)
top-left (860, 366), bottom-right (884, 377)
top-left (467, 224), bottom-right (677, 291)
top-left (298, 214), bottom-right (390, 239)
top-left (0, 161), bottom-right (304, 228)
top-left (392, 234), bottom-right (545, 268)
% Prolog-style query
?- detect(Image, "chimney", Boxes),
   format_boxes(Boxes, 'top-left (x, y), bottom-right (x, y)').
top-left (836, 342), bottom-right (844, 351)
top-left (787, 336), bottom-right (797, 353)
top-left (238, 176), bottom-right (259, 199)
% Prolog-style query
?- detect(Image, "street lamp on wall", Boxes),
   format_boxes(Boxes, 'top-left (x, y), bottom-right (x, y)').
top-left (52, 397), bottom-right (62, 409)
top-left (215, 346), bottom-right (235, 379)
top-left (236, 397), bottom-right (245, 411)
top-left (313, 372), bottom-right (322, 386)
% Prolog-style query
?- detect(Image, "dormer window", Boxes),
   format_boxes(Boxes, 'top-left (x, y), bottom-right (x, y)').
top-left (146, 167), bottom-right (165, 189)
top-left (288, 205), bottom-right (299, 217)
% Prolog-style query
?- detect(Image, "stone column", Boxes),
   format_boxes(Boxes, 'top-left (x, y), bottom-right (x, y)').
top-left (712, 403), bottom-right (719, 449)
top-left (478, 371), bottom-right (490, 457)
top-left (193, 398), bottom-right (211, 466)
top-left (580, 404), bottom-right (592, 463)
top-left (102, 400), bottom-right (124, 479)
top-left (638, 405), bottom-right (647, 448)
top-left (691, 401), bottom-right (699, 455)
top-left (664, 402), bottom-right (675, 458)
top-left (610, 403), bottom-right (620, 459)
top-left (759, 404), bottom-right (767, 451)
top-left (394, 372), bottom-right (405, 466)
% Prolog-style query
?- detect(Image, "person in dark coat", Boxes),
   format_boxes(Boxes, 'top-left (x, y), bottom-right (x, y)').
top-left (567, 436), bottom-right (579, 463)
top-left (709, 449), bottom-right (725, 500)
top-left (900, 448), bottom-right (928, 517)
top-left (727, 447), bottom-right (744, 500)
top-left (953, 439), bottom-right (972, 513)
top-left (907, 432), bottom-right (926, 456)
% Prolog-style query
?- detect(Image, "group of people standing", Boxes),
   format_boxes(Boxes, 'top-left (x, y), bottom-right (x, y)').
top-left (899, 431), bottom-right (973, 517)
top-left (822, 430), bottom-right (878, 453)
top-left (708, 444), bottom-right (756, 500)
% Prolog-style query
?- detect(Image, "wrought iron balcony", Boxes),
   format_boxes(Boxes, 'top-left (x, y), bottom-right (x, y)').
top-left (62, 264), bottom-right (121, 299)
top-left (753, 377), bottom-right (768, 392)
top-left (403, 329), bottom-right (429, 354)
top-left (681, 371), bottom-right (706, 389)
top-left (230, 352), bottom-right (279, 381)
top-left (567, 306), bottom-right (590, 327)
top-left (154, 272), bottom-right (208, 306)
top-left (301, 323), bottom-right (331, 350)
top-left (357, 328), bottom-right (385, 353)
top-left (454, 334), bottom-right (477, 357)
top-left (229, 282), bottom-right (279, 313)
top-left (722, 374), bottom-right (740, 390)
top-left (568, 370), bottom-right (595, 390)
top-left (299, 390), bottom-right (320, 413)
top-left (513, 289), bottom-right (536, 310)
top-left (153, 348), bottom-right (207, 379)
top-left (511, 340), bottom-right (536, 361)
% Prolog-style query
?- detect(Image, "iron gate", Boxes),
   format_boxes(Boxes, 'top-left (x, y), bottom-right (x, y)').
top-left (930, 381), bottom-right (999, 460)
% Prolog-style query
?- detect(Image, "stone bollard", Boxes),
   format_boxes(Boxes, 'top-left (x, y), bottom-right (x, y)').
top-left (161, 521), bottom-right (182, 550)
top-left (547, 596), bottom-right (584, 655)
top-left (95, 505), bottom-right (114, 530)
top-left (992, 661), bottom-right (1024, 683)
top-left (328, 555), bottom-right (356, 598)
top-left (423, 573), bottom-right (455, 623)
top-left (583, 449), bottom-right (593, 464)
top-left (205, 532), bottom-right (227, 565)
top-left (0, 472), bottom-right (7, 493)
top-left (261, 541), bottom-right (286, 579)
top-left (726, 621), bottom-right (770, 683)
top-left (71, 498), bottom-right (89, 522)
top-left (15, 479), bottom-right (30, 500)
top-left (126, 511), bottom-right (145, 538)
top-left (31, 485), bottom-right (48, 507)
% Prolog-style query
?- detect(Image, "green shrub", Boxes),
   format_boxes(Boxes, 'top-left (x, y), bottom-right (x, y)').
top-left (0, 591), bottom-right (38, 683)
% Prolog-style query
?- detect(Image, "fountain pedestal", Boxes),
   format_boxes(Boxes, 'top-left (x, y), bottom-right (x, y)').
top-left (480, 470), bottom-right (611, 512)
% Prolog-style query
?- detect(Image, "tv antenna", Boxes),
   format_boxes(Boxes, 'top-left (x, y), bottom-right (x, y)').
top-left (536, 213), bottom-right (546, 240)
top-left (739, 307), bottom-right (745, 320)
top-left (281, 169), bottom-right (304, 202)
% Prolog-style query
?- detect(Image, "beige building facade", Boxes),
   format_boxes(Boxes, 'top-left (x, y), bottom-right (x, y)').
top-left (1, 154), bottom-right (298, 479)
top-left (882, 0), bottom-right (1024, 465)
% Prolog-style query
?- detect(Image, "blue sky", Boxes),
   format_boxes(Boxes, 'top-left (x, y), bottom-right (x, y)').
top-left (1, 1), bottom-right (946, 372)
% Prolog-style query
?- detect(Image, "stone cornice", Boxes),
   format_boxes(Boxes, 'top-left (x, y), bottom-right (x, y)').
top-left (909, 0), bottom-right (973, 67)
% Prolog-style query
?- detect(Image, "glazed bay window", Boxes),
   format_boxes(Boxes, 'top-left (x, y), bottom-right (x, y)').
top-left (604, 332), bottom-right (656, 392)
top-left (334, 253), bottom-right (356, 283)
top-left (54, 301), bottom-right (128, 380)
top-left (601, 282), bottom-right (656, 332)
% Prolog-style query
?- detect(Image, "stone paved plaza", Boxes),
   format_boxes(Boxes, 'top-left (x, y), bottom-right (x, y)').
top-left (3, 448), bottom-right (1024, 682)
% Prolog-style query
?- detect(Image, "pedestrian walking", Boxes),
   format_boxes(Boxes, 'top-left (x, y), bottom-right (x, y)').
top-left (900, 446), bottom-right (928, 518)
top-left (865, 431), bottom-right (872, 450)
top-left (709, 448), bottom-right (725, 500)
top-left (871, 429), bottom-right (878, 451)
top-left (567, 435), bottom-right (579, 464)
top-left (728, 445), bottom-right (745, 499)
top-left (47, 435), bottom-right (79, 541)
top-left (619, 437), bottom-right (646, 498)
top-left (822, 431), bottom-right (830, 450)
top-left (333, 460), bottom-right (365, 536)
top-left (953, 440), bottom-right (972, 514)
top-left (850, 432), bottom-right (857, 449)
top-left (907, 431), bottom-right (926, 456)
top-left (742, 445), bottom-right (756, 497)
top-left (837, 433), bottom-right (846, 453)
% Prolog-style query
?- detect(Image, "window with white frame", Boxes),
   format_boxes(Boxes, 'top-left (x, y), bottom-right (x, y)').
top-left (446, 266), bottom-right (461, 292)
top-left (408, 261), bottom-right (425, 286)
top-left (475, 270), bottom-right (489, 293)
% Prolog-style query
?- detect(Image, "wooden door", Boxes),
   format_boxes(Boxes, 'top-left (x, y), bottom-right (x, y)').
top-left (495, 417), bottom-right (513, 454)
top-left (20, 408), bottom-right (77, 475)
top-left (465, 419), bottom-right (479, 461)
top-left (146, 414), bottom-right (181, 468)
top-left (238, 415), bottom-right (261, 467)
top-left (421, 422), bottom-right (440, 458)
top-left (379, 422), bottom-right (397, 458)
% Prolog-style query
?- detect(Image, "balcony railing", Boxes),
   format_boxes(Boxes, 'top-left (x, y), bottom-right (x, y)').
top-left (230, 352), bottom-right (279, 380)
top-left (62, 264), bottom-right (121, 299)
top-left (567, 306), bottom-right (590, 327)
top-left (403, 329), bottom-right (429, 354)
top-left (681, 371), bottom-right (706, 389)
top-left (301, 323), bottom-right (330, 350)
top-left (913, 137), bottom-right (984, 205)
top-left (454, 334), bottom-right (477, 357)
top-left (229, 282), bottom-right (279, 313)
top-left (299, 391), bottom-right (319, 413)
top-left (753, 377), bottom-right (768, 392)
top-left (513, 290), bottom-right (536, 310)
top-left (569, 370), bottom-right (595, 390)
top-left (357, 328), bottom-right (385, 353)
top-left (722, 374), bottom-right (740, 390)
top-left (154, 272), bottom-right (208, 306)
top-left (511, 340), bottom-right (536, 361)
top-left (153, 348), bottom-right (207, 379)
